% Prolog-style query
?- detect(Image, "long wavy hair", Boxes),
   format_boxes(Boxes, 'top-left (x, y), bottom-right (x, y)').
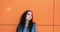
top-left (16, 10), bottom-right (35, 32)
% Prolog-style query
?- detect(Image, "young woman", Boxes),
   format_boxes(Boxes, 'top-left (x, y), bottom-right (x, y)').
top-left (16, 10), bottom-right (37, 32)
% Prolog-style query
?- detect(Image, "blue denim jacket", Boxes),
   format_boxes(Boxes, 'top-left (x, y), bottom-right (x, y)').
top-left (18, 24), bottom-right (37, 32)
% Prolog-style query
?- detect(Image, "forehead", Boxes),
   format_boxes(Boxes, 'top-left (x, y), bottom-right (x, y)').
top-left (27, 12), bottom-right (32, 14)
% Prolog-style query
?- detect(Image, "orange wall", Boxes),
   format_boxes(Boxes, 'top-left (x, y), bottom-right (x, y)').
top-left (54, 0), bottom-right (60, 32)
top-left (0, 0), bottom-right (60, 32)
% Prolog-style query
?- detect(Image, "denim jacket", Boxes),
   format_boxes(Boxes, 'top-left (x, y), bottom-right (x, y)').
top-left (18, 24), bottom-right (37, 32)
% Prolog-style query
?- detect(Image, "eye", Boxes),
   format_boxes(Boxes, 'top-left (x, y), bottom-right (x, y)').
top-left (27, 12), bottom-right (32, 16)
top-left (28, 13), bottom-right (30, 15)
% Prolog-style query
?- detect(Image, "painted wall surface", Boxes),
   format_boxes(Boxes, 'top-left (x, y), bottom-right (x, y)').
top-left (0, 0), bottom-right (60, 32)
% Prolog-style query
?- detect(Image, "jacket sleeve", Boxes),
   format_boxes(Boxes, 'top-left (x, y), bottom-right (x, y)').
top-left (32, 24), bottom-right (37, 32)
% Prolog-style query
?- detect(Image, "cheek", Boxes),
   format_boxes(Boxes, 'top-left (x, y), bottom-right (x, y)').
top-left (29, 15), bottom-right (32, 18)
top-left (26, 15), bottom-right (32, 19)
top-left (26, 15), bottom-right (30, 18)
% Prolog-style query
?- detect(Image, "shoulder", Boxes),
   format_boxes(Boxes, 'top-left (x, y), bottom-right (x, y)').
top-left (32, 23), bottom-right (37, 30)
top-left (17, 25), bottom-right (22, 30)
top-left (33, 22), bottom-right (36, 25)
top-left (33, 22), bottom-right (36, 27)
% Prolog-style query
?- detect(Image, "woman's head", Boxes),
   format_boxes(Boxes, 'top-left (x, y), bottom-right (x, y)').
top-left (26, 10), bottom-right (33, 21)
top-left (17, 10), bottom-right (35, 32)
top-left (20, 10), bottom-right (33, 24)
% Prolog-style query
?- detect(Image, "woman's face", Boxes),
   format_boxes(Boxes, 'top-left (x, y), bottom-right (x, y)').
top-left (26, 11), bottom-right (32, 21)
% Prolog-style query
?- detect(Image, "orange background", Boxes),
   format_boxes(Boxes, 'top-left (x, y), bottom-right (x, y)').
top-left (0, 0), bottom-right (60, 32)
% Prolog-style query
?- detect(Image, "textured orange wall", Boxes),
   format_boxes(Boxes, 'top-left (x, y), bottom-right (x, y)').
top-left (0, 0), bottom-right (60, 32)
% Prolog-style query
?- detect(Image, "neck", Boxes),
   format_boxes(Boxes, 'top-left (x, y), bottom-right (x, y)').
top-left (25, 20), bottom-right (29, 26)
